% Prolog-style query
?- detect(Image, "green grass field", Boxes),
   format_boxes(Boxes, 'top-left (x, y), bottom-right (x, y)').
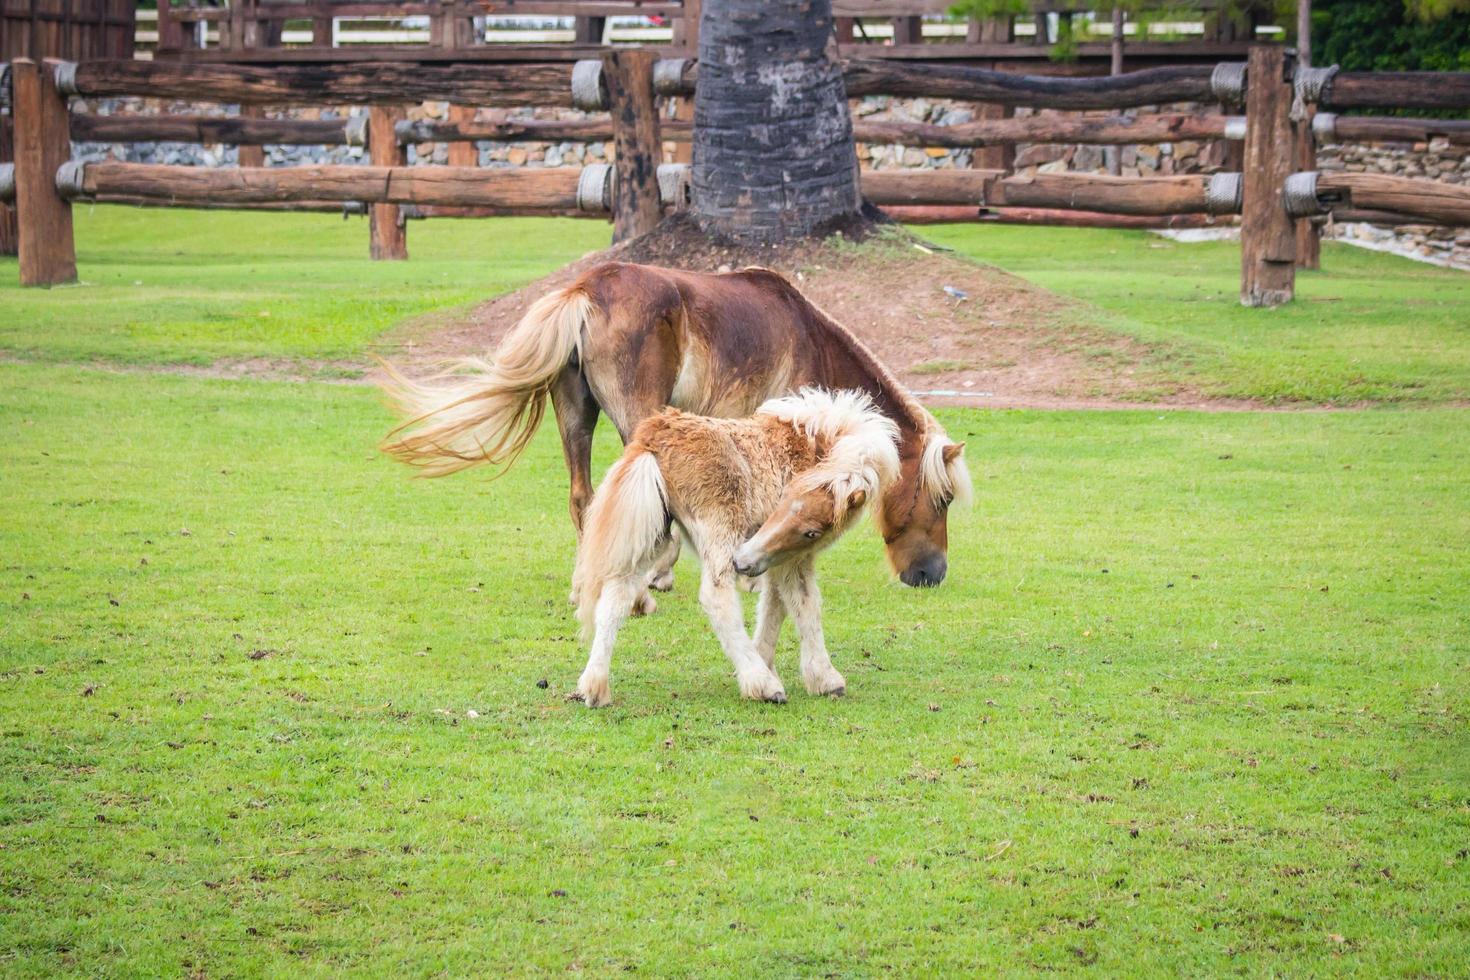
top-left (2, 210), bottom-right (1468, 975)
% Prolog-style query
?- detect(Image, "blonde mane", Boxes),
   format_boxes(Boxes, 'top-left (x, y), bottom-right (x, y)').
top-left (757, 388), bottom-right (902, 521)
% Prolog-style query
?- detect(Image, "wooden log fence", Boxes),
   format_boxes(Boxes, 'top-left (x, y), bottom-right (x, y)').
top-left (7, 47), bottom-right (1470, 304)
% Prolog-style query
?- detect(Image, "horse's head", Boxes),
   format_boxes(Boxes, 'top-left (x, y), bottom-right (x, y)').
top-left (877, 434), bottom-right (970, 588)
top-left (733, 481), bottom-right (870, 579)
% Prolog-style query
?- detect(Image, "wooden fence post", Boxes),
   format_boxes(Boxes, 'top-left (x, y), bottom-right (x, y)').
top-left (1, 109), bottom-right (18, 257)
top-left (446, 105), bottom-right (478, 167)
top-left (237, 105), bottom-right (266, 167)
top-left (1240, 44), bottom-right (1294, 307)
top-left (12, 59), bottom-right (76, 286)
top-left (1294, 109), bottom-right (1321, 269)
top-left (368, 106), bottom-right (408, 260)
top-left (601, 48), bottom-right (662, 243)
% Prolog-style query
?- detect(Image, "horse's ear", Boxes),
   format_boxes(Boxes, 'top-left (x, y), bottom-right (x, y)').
top-left (847, 488), bottom-right (867, 510)
top-left (942, 441), bottom-right (965, 465)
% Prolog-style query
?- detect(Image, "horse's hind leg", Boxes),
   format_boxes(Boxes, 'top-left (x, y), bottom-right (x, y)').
top-left (550, 365), bottom-right (600, 534)
top-left (648, 537), bottom-right (680, 592)
top-left (778, 559), bottom-right (846, 697)
top-left (573, 575), bottom-right (643, 708)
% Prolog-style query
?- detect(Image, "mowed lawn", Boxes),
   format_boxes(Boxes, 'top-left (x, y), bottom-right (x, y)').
top-left (2, 210), bottom-right (1469, 974)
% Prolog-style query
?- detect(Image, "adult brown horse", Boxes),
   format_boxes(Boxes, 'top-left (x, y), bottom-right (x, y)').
top-left (380, 262), bottom-right (970, 589)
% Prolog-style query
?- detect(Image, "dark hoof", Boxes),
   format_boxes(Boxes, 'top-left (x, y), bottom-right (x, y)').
top-left (766, 691), bottom-right (788, 705)
top-left (826, 686), bottom-right (846, 698)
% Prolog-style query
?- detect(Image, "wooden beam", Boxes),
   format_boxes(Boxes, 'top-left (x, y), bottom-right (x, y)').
top-left (236, 105), bottom-right (266, 167)
top-left (12, 59), bottom-right (76, 286)
top-left (882, 205), bottom-right (1221, 229)
top-left (860, 170), bottom-right (1002, 206)
top-left (601, 47), bottom-right (661, 243)
top-left (71, 112), bottom-right (355, 145)
top-left (841, 59), bottom-right (1219, 108)
top-left (1323, 72), bottom-right (1470, 112)
top-left (1314, 172), bottom-right (1470, 227)
top-left (445, 105), bottom-right (479, 167)
top-left (63, 162), bottom-right (588, 210)
top-left (369, 105), bottom-right (408, 260)
top-left (1294, 107), bottom-right (1320, 270)
top-left (1321, 114), bottom-right (1470, 146)
top-left (853, 112), bottom-right (1230, 147)
top-left (1240, 44), bottom-right (1294, 308)
top-left (70, 59), bottom-right (576, 107)
top-left (985, 172), bottom-right (1224, 215)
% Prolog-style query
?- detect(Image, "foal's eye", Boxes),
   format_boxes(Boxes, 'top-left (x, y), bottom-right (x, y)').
top-left (804, 529), bottom-right (822, 540)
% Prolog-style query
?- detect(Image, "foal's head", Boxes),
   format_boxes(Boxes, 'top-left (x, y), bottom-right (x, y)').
top-left (732, 388), bottom-right (900, 579)
top-left (732, 477), bottom-right (871, 578)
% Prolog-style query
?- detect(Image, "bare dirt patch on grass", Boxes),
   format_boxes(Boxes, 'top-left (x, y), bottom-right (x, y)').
top-left (379, 220), bottom-right (1249, 411)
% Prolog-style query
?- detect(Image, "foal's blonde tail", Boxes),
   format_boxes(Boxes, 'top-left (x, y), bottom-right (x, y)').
top-left (378, 287), bottom-right (598, 477)
top-left (572, 449), bottom-right (669, 636)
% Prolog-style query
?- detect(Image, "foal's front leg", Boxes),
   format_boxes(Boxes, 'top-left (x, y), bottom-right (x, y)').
top-left (573, 575), bottom-right (643, 708)
top-left (778, 559), bottom-right (847, 697)
top-left (752, 570), bottom-right (788, 669)
top-left (699, 565), bottom-right (787, 703)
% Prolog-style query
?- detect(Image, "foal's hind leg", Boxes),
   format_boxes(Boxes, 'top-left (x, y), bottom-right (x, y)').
top-left (573, 575), bottom-right (643, 708)
top-left (778, 559), bottom-right (847, 697)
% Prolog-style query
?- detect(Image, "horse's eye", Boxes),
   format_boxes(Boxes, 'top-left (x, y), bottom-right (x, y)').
top-left (804, 529), bottom-right (822, 540)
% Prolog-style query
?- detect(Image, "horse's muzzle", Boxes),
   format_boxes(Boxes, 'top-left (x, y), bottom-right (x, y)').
top-left (900, 554), bottom-right (947, 588)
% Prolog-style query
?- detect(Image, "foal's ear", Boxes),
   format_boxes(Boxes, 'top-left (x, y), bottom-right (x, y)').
top-left (942, 441), bottom-right (966, 465)
top-left (847, 488), bottom-right (867, 510)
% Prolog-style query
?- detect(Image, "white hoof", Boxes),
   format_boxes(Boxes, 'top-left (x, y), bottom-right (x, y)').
top-left (738, 668), bottom-right (787, 704)
top-left (631, 591), bottom-right (657, 617)
top-left (649, 569), bottom-right (675, 592)
top-left (804, 668), bottom-right (847, 698)
top-left (573, 670), bottom-right (612, 708)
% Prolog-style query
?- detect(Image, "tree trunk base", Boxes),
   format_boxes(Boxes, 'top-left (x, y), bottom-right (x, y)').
top-left (624, 204), bottom-right (890, 268)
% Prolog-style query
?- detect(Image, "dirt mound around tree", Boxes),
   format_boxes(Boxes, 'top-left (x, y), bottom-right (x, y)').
top-left (382, 220), bottom-right (1236, 410)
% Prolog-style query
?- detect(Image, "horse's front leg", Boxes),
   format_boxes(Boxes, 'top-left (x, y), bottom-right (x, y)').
top-left (572, 575), bottom-right (642, 708)
top-left (752, 569), bottom-right (789, 669)
top-left (698, 563), bottom-right (786, 703)
top-left (778, 560), bottom-right (846, 697)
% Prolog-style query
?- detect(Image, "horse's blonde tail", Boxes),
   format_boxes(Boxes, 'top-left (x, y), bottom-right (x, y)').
top-left (572, 449), bottom-right (669, 636)
top-left (379, 286), bottom-right (598, 477)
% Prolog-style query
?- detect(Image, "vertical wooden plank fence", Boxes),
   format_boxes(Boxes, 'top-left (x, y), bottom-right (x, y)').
top-left (12, 58), bottom-right (75, 285)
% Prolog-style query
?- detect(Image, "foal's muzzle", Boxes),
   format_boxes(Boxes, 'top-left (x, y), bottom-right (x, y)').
top-left (900, 553), bottom-right (947, 588)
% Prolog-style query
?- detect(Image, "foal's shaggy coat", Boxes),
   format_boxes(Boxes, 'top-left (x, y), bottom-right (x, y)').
top-left (571, 389), bottom-right (900, 707)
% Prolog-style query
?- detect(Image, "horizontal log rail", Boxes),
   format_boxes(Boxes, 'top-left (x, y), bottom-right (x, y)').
top-left (881, 205), bottom-right (1225, 229)
top-left (71, 113), bottom-right (363, 146)
top-left (65, 59), bottom-right (575, 107)
top-left (1321, 72), bottom-right (1470, 112)
top-left (59, 161), bottom-right (590, 209)
top-left (853, 112), bottom-right (1236, 148)
top-left (1312, 113), bottom-right (1470, 147)
top-left (859, 169), bottom-right (1001, 206)
top-left (1285, 171), bottom-right (1470, 227)
top-left (987, 171), bottom-right (1241, 215)
top-left (840, 59), bottom-right (1223, 109)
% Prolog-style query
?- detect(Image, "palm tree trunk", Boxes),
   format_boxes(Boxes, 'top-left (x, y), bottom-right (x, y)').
top-left (692, 0), bottom-right (862, 244)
